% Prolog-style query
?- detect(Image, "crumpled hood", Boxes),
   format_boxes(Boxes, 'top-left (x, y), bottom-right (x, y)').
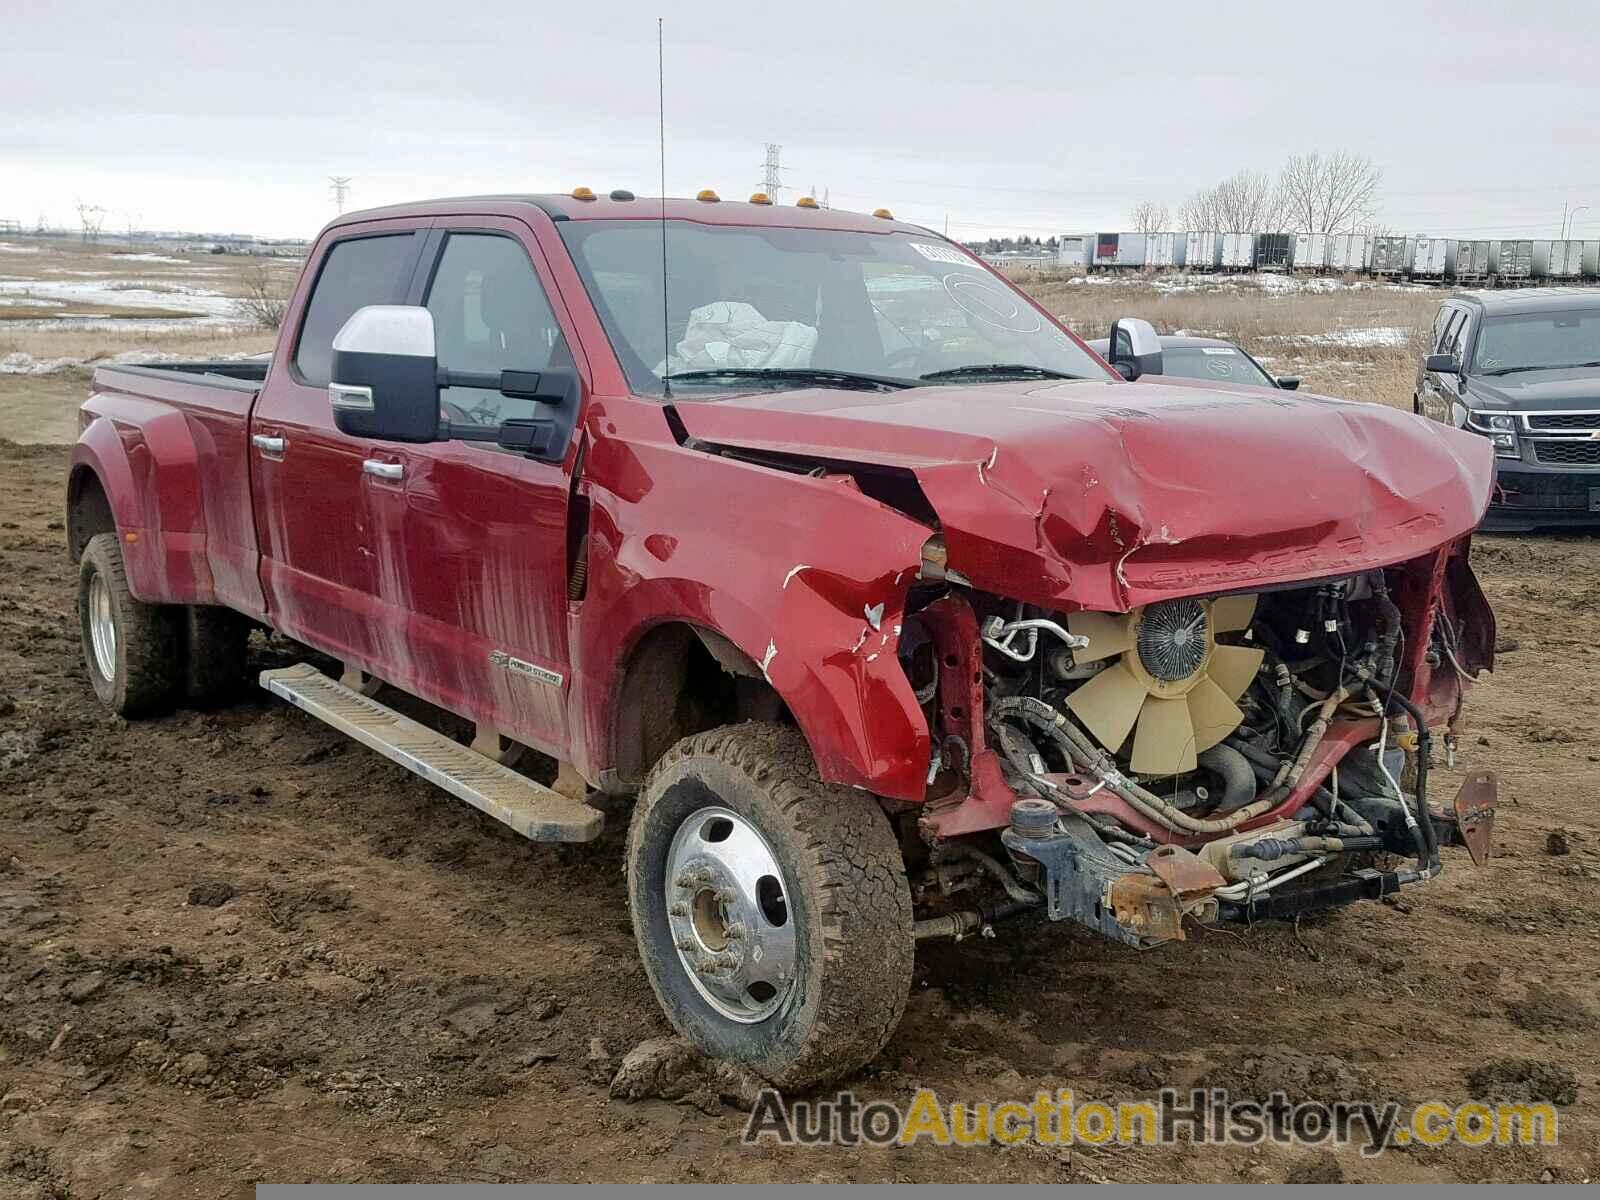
top-left (1464, 367), bottom-right (1600, 411)
top-left (674, 378), bottom-right (1495, 612)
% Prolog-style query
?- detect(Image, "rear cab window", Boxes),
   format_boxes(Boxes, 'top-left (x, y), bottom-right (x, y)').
top-left (293, 233), bottom-right (422, 387)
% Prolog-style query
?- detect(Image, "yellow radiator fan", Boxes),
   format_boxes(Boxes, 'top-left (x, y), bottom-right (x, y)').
top-left (1065, 595), bottom-right (1264, 777)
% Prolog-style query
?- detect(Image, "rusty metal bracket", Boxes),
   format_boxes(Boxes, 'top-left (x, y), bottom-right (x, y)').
top-left (1451, 770), bottom-right (1497, 867)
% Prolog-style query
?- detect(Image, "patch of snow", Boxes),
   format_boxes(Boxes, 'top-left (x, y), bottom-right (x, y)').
top-left (111, 252), bottom-right (188, 264)
top-left (0, 242), bottom-right (42, 255)
top-left (1264, 326), bottom-right (1413, 349)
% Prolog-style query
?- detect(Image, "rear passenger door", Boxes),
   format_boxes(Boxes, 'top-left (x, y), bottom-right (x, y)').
top-left (251, 221), bottom-right (429, 668)
top-left (361, 218), bottom-right (585, 758)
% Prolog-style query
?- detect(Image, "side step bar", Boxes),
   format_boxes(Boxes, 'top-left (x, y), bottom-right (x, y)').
top-left (259, 663), bottom-right (603, 842)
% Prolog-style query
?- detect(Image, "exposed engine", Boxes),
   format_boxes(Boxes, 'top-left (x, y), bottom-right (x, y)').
top-left (897, 564), bottom-right (1484, 941)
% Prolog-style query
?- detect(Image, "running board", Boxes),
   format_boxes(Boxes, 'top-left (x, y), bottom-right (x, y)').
top-left (259, 663), bottom-right (603, 842)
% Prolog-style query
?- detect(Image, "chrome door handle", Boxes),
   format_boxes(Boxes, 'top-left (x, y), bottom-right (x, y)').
top-left (362, 459), bottom-right (404, 481)
top-left (251, 434), bottom-right (286, 454)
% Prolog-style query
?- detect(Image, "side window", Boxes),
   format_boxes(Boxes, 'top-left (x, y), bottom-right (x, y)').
top-left (1431, 305), bottom-right (1455, 350)
top-left (294, 234), bottom-right (418, 387)
top-left (425, 233), bottom-right (569, 428)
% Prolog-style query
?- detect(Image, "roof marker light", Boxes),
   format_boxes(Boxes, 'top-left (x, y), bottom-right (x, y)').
top-left (571, 186), bottom-right (596, 201)
top-left (749, 192), bottom-right (773, 205)
top-left (697, 189), bottom-right (721, 202)
top-left (873, 207), bottom-right (894, 220)
top-left (796, 196), bottom-right (820, 209)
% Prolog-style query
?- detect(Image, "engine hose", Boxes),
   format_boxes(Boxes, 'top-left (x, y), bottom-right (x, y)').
top-left (1230, 834), bottom-right (1383, 862)
top-left (1373, 578), bottom-right (1403, 684)
top-left (1198, 743), bottom-right (1257, 810)
top-left (989, 696), bottom-right (1278, 836)
top-left (988, 718), bottom-right (1150, 846)
top-left (1276, 687), bottom-right (1350, 797)
top-left (1381, 687), bottom-right (1439, 870)
top-left (948, 844), bottom-right (1042, 906)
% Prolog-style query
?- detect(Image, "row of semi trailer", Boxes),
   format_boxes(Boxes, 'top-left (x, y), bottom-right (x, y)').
top-left (1059, 232), bottom-right (1599, 281)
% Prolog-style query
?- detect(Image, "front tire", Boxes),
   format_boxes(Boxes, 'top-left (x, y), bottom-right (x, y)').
top-left (78, 532), bottom-right (182, 718)
top-left (626, 723), bottom-right (913, 1090)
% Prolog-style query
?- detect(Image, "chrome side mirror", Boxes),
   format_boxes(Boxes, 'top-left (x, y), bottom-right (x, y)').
top-left (329, 305), bottom-right (441, 443)
top-left (1108, 317), bottom-right (1163, 379)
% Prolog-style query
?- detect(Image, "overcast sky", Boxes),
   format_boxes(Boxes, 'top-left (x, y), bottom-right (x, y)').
top-left (6, 0), bottom-right (1599, 242)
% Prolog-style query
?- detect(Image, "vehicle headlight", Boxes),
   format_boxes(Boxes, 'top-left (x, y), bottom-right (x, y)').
top-left (1464, 410), bottom-right (1519, 458)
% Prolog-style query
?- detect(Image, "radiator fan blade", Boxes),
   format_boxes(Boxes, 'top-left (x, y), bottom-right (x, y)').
top-left (1210, 594), bottom-right (1258, 634)
top-left (1065, 610), bottom-right (1134, 663)
top-left (1187, 675), bottom-right (1246, 754)
top-left (1208, 643), bottom-right (1265, 703)
top-left (1066, 660), bottom-right (1147, 753)
top-left (1130, 696), bottom-right (1197, 776)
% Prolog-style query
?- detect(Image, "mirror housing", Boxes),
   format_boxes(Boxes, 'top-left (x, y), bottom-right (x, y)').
top-left (1425, 352), bottom-right (1460, 375)
top-left (329, 305), bottom-right (442, 442)
top-left (1107, 317), bottom-right (1163, 379)
top-left (1275, 375), bottom-right (1301, 391)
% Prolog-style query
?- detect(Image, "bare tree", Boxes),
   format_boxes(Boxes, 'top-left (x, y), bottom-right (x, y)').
top-left (232, 262), bottom-right (292, 329)
top-left (1178, 170), bottom-right (1285, 231)
top-left (1129, 200), bottom-right (1169, 233)
top-left (1277, 150), bottom-right (1382, 233)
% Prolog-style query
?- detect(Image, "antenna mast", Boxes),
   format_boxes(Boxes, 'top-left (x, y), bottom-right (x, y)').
top-left (658, 18), bottom-right (671, 398)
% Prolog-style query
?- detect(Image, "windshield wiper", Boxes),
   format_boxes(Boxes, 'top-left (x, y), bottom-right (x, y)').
top-left (664, 367), bottom-right (917, 392)
top-left (919, 363), bottom-right (1085, 382)
top-left (1479, 360), bottom-right (1600, 376)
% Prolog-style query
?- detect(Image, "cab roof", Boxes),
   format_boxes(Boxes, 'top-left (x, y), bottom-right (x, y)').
top-left (1450, 287), bottom-right (1600, 316)
top-left (330, 194), bottom-right (928, 236)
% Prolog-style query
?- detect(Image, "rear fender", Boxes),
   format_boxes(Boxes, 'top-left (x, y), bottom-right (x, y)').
top-left (70, 407), bottom-right (213, 605)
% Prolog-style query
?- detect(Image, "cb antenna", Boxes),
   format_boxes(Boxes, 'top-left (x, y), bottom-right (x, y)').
top-left (657, 17), bottom-right (672, 399)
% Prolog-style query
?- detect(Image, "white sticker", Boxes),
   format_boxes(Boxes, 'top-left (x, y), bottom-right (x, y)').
top-left (1200, 347), bottom-right (1238, 355)
top-left (910, 242), bottom-right (980, 268)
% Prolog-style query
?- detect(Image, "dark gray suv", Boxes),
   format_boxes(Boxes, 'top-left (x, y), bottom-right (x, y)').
top-left (1417, 288), bottom-right (1600, 531)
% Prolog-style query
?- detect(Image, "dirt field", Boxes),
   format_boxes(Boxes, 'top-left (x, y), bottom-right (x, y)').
top-left (3, 266), bottom-right (1600, 1188)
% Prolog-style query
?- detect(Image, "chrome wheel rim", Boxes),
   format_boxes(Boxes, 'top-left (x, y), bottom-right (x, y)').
top-left (664, 806), bottom-right (797, 1023)
top-left (87, 572), bottom-right (117, 682)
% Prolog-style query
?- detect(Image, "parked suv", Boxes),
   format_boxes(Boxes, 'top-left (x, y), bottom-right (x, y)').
top-left (1417, 288), bottom-right (1600, 530)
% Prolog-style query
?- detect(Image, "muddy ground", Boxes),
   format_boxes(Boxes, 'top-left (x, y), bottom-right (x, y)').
top-left (2, 438), bottom-right (1598, 1191)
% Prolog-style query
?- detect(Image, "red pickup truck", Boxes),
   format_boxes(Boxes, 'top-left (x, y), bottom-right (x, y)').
top-left (67, 192), bottom-right (1499, 1088)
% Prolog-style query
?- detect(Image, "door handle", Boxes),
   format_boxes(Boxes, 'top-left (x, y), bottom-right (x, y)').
top-left (251, 434), bottom-right (286, 454)
top-left (363, 459), bottom-right (404, 481)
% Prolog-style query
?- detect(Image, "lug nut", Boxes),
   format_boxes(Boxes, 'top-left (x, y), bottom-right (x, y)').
top-left (725, 922), bottom-right (746, 940)
top-left (669, 902), bottom-right (688, 917)
top-left (715, 888), bottom-right (737, 904)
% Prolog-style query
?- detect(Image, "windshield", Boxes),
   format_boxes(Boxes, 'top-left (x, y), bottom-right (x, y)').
top-left (557, 220), bottom-right (1109, 395)
top-left (1473, 310), bottom-right (1600, 374)
top-left (1160, 345), bottom-right (1275, 388)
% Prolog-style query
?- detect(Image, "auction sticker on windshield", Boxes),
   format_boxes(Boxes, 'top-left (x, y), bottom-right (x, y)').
top-left (910, 242), bottom-right (982, 268)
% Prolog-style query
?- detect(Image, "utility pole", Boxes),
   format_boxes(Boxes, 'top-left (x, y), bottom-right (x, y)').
top-left (760, 145), bottom-right (783, 198)
top-left (329, 176), bottom-right (353, 215)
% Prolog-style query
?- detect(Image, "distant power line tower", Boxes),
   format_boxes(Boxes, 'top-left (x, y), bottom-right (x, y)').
top-left (760, 144), bottom-right (783, 198)
top-left (329, 176), bottom-right (353, 214)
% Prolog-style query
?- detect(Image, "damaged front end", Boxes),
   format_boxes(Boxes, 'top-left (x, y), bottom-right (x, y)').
top-left (669, 380), bottom-right (1500, 950)
top-left (905, 543), bottom-right (1498, 948)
